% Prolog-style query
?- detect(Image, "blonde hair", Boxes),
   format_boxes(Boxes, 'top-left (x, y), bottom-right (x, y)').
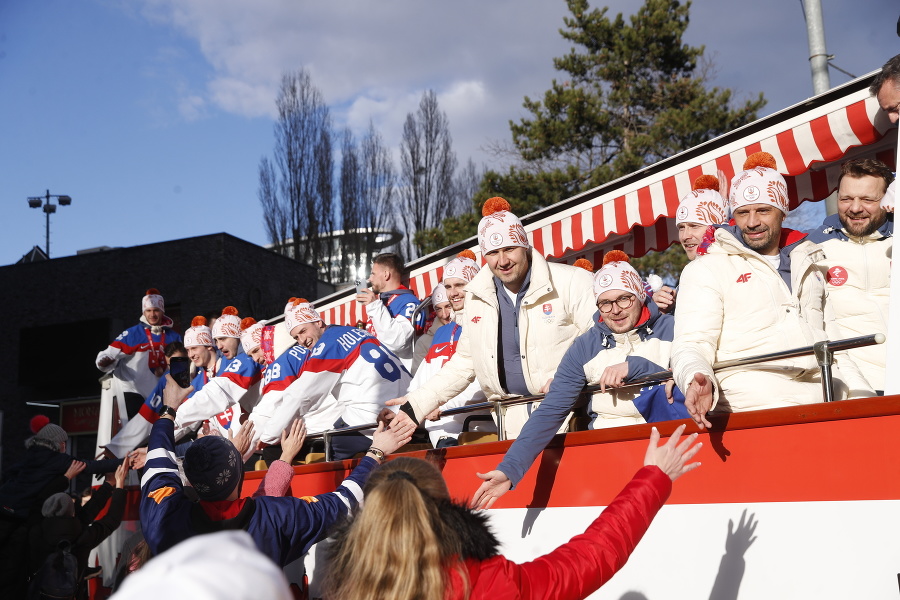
top-left (323, 457), bottom-right (467, 600)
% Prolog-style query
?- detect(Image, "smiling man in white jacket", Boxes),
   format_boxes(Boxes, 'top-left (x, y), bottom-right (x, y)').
top-left (672, 152), bottom-right (873, 429)
top-left (384, 197), bottom-right (596, 439)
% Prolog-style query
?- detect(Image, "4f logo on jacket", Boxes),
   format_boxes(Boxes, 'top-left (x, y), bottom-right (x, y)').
top-left (736, 273), bottom-right (752, 283)
top-left (471, 316), bottom-right (481, 323)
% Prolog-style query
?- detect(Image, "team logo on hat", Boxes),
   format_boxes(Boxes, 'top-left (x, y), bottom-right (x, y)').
top-left (489, 233), bottom-right (503, 247)
top-left (677, 205), bottom-right (689, 221)
top-left (743, 186), bottom-right (761, 202)
top-left (596, 274), bottom-right (613, 288)
top-left (445, 265), bottom-right (457, 277)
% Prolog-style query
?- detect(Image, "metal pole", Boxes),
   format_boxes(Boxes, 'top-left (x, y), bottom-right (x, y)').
top-left (45, 202), bottom-right (51, 257)
top-left (803, 0), bottom-right (831, 96)
top-left (802, 0), bottom-right (838, 216)
top-left (813, 341), bottom-right (835, 402)
top-left (493, 399), bottom-right (506, 441)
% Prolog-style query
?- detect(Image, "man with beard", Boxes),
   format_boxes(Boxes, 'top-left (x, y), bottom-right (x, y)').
top-left (806, 158), bottom-right (893, 392)
top-left (671, 152), bottom-right (872, 429)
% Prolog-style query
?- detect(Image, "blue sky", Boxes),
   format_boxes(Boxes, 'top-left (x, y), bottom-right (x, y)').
top-left (1, 0), bottom-right (896, 265)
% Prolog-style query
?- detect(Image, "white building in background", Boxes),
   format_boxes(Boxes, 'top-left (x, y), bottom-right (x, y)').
top-left (267, 227), bottom-right (403, 287)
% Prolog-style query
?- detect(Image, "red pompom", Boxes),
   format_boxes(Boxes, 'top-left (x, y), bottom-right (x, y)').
top-left (458, 249), bottom-right (477, 260)
top-left (30, 415), bottom-right (50, 434)
top-left (145, 288), bottom-right (160, 296)
top-left (240, 317), bottom-right (257, 331)
top-left (573, 258), bottom-right (594, 272)
top-left (191, 316), bottom-right (207, 327)
top-left (291, 297), bottom-right (309, 307)
top-left (692, 175), bottom-right (719, 192)
top-left (743, 151), bottom-right (777, 171)
top-left (221, 306), bottom-right (239, 316)
top-left (482, 197), bottom-right (511, 216)
top-left (602, 250), bottom-right (630, 265)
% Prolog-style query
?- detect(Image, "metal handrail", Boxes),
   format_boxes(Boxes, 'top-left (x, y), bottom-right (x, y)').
top-left (309, 333), bottom-right (884, 460)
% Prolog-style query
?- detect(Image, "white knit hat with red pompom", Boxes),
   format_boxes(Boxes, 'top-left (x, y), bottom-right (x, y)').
top-left (240, 317), bottom-right (265, 354)
top-left (477, 197), bottom-right (529, 255)
top-left (676, 175), bottom-right (728, 226)
top-left (184, 316), bottom-right (213, 348)
top-left (212, 306), bottom-right (241, 339)
top-left (142, 288), bottom-right (164, 312)
top-left (442, 249), bottom-right (480, 284)
top-left (592, 251), bottom-right (646, 303)
top-left (729, 152), bottom-right (790, 215)
top-left (283, 298), bottom-right (321, 334)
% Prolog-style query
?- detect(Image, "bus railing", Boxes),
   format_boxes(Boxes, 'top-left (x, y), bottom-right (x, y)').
top-left (307, 333), bottom-right (884, 461)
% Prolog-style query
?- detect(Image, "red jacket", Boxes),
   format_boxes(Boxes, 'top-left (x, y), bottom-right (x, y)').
top-left (446, 466), bottom-right (672, 600)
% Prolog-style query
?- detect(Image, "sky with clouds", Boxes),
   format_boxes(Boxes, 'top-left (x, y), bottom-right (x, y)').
top-left (0, 0), bottom-right (896, 266)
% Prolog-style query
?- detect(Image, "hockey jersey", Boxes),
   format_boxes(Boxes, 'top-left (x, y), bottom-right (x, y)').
top-left (140, 418), bottom-right (376, 566)
top-left (96, 319), bottom-right (182, 398)
top-left (408, 322), bottom-right (491, 446)
top-left (250, 344), bottom-right (343, 438)
top-left (364, 286), bottom-right (425, 370)
top-left (260, 326), bottom-right (411, 445)
top-left (104, 363), bottom-right (245, 457)
top-left (173, 351), bottom-right (263, 432)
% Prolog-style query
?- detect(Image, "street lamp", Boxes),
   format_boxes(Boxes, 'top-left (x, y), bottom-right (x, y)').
top-left (27, 190), bottom-right (73, 258)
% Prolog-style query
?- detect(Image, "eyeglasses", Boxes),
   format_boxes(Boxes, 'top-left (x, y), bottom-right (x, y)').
top-left (597, 294), bottom-right (636, 313)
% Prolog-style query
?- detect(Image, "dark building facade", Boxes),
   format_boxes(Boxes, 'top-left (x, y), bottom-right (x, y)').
top-left (0, 233), bottom-right (319, 476)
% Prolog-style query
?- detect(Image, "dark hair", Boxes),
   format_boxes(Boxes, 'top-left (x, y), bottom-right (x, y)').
top-left (869, 54), bottom-right (900, 97)
top-left (165, 341), bottom-right (186, 357)
top-left (373, 253), bottom-right (406, 278)
top-left (838, 158), bottom-right (895, 193)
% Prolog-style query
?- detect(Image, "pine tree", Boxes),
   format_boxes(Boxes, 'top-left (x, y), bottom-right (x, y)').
top-left (418, 0), bottom-right (765, 254)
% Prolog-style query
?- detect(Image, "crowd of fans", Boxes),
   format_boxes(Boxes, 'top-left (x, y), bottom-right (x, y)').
top-left (2, 53), bottom-right (897, 600)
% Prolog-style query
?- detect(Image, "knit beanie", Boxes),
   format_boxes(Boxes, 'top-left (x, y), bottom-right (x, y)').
top-left (477, 198), bottom-right (529, 255)
top-left (676, 175), bottom-right (728, 226)
top-left (442, 249), bottom-right (480, 284)
top-left (430, 284), bottom-right (448, 307)
top-left (592, 251), bottom-right (647, 302)
top-left (142, 288), bottom-right (165, 312)
top-left (36, 423), bottom-right (68, 447)
top-left (184, 316), bottom-right (213, 348)
top-left (211, 306), bottom-right (242, 339)
top-left (283, 298), bottom-right (321, 334)
top-left (240, 317), bottom-right (265, 354)
top-left (42, 492), bottom-right (75, 518)
top-left (729, 152), bottom-right (790, 215)
top-left (183, 436), bottom-right (243, 501)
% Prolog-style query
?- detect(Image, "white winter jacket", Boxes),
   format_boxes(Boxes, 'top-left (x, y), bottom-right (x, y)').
top-left (671, 226), bottom-right (872, 411)
top-left (808, 214), bottom-right (892, 390)
top-left (405, 252), bottom-right (596, 437)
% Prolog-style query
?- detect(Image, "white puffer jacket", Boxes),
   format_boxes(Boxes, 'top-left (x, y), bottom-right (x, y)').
top-left (808, 214), bottom-right (892, 390)
top-left (671, 226), bottom-right (872, 411)
top-left (405, 252), bottom-right (596, 437)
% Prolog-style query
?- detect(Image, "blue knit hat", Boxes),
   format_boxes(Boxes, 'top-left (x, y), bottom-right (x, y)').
top-left (183, 436), bottom-right (243, 501)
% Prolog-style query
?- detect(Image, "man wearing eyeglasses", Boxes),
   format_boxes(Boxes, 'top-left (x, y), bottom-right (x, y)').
top-left (806, 158), bottom-right (893, 393)
top-left (470, 254), bottom-right (689, 508)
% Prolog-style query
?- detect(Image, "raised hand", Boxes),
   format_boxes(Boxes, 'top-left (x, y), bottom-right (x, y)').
top-left (114, 460), bottom-right (130, 489)
top-left (64, 460), bottom-right (86, 480)
top-left (370, 420), bottom-right (417, 458)
top-left (643, 424), bottom-right (702, 482)
top-left (229, 420), bottom-right (255, 457)
top-left (279, 419), bottom-right (308, 464)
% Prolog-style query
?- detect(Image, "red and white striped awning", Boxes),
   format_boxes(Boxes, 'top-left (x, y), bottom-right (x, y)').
top-left (317, 83), bottom-right (895, 326)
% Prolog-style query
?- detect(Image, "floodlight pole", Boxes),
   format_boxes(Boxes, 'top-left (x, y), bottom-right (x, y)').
top-left (26, 189), bottom-right (73, 258)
